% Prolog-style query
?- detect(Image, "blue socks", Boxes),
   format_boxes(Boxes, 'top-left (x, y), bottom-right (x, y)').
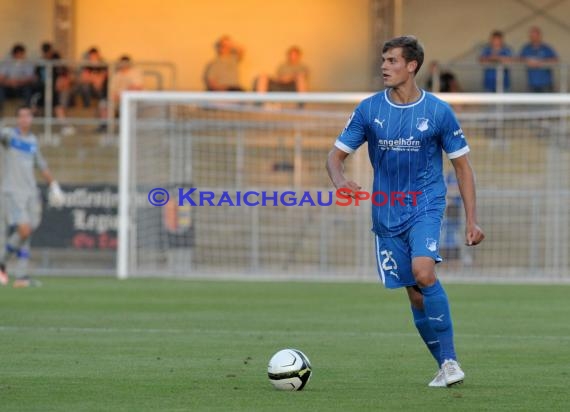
top-left (420, 280), bottom-right (456, 362)
top-left (411, 306), bottom-right (441, 366)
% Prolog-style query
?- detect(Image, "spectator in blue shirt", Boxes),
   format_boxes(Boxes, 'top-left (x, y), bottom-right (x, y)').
top-left (479, 31), bottom-right (513, 92)
top-left (520, 26), bottom-right (558, 92)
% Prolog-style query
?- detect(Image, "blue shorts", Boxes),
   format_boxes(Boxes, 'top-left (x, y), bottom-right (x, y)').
top-left (374, 215), bottom-right (443, 289)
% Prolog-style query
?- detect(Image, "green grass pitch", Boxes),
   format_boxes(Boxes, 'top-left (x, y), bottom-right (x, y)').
top-left (1, 278), bottom-right (569, 411)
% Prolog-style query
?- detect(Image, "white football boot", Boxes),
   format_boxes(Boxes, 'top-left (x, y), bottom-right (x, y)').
top-left (428, 369), bottom-right (446, 387)
top-left (442, 359), bottom-right (465, 386)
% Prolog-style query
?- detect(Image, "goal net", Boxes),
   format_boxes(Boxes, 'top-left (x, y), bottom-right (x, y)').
top-left (118, 92), bottom-right (570, 282)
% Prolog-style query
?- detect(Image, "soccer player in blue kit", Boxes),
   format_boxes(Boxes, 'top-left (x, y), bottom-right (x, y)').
top-left (327, 36), bottom-right (484, 387)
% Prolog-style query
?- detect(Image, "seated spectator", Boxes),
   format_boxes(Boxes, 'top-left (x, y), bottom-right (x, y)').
top-left (35, 42), bottom-right (56, 88)
top-left (76, 47), bottom-right (108, 107)
top-left (0, 44), bottom-right (37, 115)
top-left (520, 26), bottom-right (559, 92)
top-left (425, 61), bottom-right (461, 92)
top-left (31, 44), bottom-right (75, 135)
top-left (31, 42), bottom-right (56, 112)
top-left (479, 31), bottom-right (513, 92)
top-left (255, 46), bottom-right (309, 92)
top-left (204, 36), bottom-right (245, 91)
top-left (41, 41), bottom-right (55, 58)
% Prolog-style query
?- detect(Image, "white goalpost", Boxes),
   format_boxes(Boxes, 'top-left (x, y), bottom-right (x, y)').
top-left (118, 92), bottom-right (570, 282)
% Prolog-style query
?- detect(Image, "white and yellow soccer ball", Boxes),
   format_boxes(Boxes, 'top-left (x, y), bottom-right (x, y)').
top-left (267, 349), bottom-right (312, 391)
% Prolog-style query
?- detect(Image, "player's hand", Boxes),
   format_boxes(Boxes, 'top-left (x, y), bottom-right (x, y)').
top-left (335, 179), bottom-right (361, 198)
top-left (49, 181), bottom-right (66, 208)
top-left (465, 222), bottom-right (485, 246)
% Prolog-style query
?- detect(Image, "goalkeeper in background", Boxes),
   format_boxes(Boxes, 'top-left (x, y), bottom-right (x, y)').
top-left (0, 105), bottom-right (65, 287)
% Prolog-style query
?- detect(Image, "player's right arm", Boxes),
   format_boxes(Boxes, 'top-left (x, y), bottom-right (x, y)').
top-left (326, 106), bottom-right (368, 196)
top-left (326, 148), bottom-right (361, 196)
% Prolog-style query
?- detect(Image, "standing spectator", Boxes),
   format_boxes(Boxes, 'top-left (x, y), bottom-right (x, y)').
top-left (99, 55), bottom-right (143, 134)
top-left (109, 55), bottom-right (144, 105)
top-left (478, 31), bottom-right (513, 92)
top-left (520, 26), bottom-right (559, 92)
top-left (76, 47), bottom-right (108, 108)
top-left (0, 44), bottom-right (37, 115)
top-left (203, 36), bottom-right (245, 91)
top-left (255, 46), bottom-right (309, 92)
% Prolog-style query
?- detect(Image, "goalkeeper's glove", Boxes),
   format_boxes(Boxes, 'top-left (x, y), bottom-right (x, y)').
top-left (49, 181), bottom-right (65, 207)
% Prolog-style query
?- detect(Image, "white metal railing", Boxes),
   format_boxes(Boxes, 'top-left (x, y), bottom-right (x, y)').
top-left (0, 59), bottom-right (176, 139)
top-left (427, 62), bottom-right (569, 93)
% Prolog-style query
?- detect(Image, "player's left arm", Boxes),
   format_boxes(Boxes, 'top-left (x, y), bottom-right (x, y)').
top-left (440, 103), bottom-right (484, 246)
top-left (450, 154), bottom-right (484, 246)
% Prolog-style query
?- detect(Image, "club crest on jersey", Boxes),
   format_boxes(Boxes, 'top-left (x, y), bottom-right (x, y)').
top-left (416, 118), bottom-right (429, 132)
top-left (426, 238), bottom-right (438, 252)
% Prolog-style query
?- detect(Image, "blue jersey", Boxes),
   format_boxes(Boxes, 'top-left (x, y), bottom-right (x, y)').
top-left (480, 45), bottom-right (512, 91)
top-left (520, 43), bottom-right (557, 88)
top-left (335, 89), bottom-right (469, 237)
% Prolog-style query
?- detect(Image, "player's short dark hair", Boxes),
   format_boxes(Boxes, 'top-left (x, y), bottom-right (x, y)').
top-left (491, 30), bottom-right (504, 39)
top-left (11, 43), bottom-right (26, 56)
top-left (382, 35), bottom-right (424, 75)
